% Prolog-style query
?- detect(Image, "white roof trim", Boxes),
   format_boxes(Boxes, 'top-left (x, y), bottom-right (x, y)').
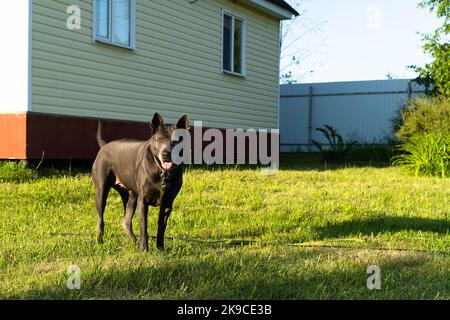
top-left (241, 0), bottom-right (295, 20)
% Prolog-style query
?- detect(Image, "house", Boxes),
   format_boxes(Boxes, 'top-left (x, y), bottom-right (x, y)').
top-left (0, 0), bottom-right (298, 160)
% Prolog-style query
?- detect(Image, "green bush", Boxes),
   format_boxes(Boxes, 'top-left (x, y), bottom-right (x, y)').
top-left (395, 97), bottom-right (450, 142)
top-left (393, 133), bottom-right (450, 178)
top-left (392, 96), bottom-right (450, 177)
top-left (0, 161), bottom-right (37, 182)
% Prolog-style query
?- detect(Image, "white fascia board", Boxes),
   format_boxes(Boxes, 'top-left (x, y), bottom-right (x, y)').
top-left (241, 0), bottom-right (294, 20)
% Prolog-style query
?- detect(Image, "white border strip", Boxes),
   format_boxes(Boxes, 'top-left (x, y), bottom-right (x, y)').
top-left (242, 0), bottom-right (295, 20)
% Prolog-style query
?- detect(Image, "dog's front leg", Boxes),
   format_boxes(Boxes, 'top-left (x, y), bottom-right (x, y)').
top-left (157, 206), bottom-right (172, 251)
top-left (137, 199), bottom-right (149, 252)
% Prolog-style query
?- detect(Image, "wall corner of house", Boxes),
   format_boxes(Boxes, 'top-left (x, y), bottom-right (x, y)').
top-left (28, 0), bottom-right (33, 113)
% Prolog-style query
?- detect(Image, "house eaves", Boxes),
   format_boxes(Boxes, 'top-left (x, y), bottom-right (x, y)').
top-left (241, 0), bottom-right (300, 20)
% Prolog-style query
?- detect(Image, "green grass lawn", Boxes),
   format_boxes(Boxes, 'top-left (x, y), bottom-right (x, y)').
top-left (0, 157), bottom-right (448, 300)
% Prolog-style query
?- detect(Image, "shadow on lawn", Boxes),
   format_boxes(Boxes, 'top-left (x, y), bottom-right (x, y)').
top-left (11, 248), bottom-right (439, 300)
top-left (185, 152), bottom-right (390, 172)
top-left (279, 152), bottom-right (390, 171)
top-left (1, 153), bottom-right (390, 182)
top-left (315, 216), bottom-right (450, 239)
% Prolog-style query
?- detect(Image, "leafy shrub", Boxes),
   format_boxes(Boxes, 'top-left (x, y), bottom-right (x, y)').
top-left (0, 161), bottom-right (38, 182)
top-left (392, 96), bottom-right (450, 177)
top-left (312, 125), bottom-right (356, 162)
top-left (393, 133), bottom-right (450, 178)
top-left (394, 97), bottom-right (450, 142)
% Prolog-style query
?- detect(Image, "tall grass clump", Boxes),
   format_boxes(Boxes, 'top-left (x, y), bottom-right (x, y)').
top-left (392, 96), bottom-right (450, 177)
top-left (0, 161), bottom-right (37, 182)
top-left (393, 133), bottom-right (449, 178)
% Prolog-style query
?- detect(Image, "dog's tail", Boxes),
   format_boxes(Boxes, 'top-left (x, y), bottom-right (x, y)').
top-left (97, 121), bottom-right (107, 148)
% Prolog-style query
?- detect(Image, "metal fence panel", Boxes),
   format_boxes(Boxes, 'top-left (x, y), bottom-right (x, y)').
top-left (280, 79), bottom-right (425, 152)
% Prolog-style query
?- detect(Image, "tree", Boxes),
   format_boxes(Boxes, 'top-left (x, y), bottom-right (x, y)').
top-left (412, 0), bottom-right (450, 95)
top-left (280, 0), bottom-right (326, 84)
top-left (386, 72), bottom-right (400, 80)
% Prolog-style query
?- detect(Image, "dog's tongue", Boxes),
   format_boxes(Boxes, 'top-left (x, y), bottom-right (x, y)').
top-left (162, 162), bottom-right (173, 171)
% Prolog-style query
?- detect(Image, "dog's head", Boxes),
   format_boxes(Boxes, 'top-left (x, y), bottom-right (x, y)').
top-left (149, 113), bottom-right (190, 172)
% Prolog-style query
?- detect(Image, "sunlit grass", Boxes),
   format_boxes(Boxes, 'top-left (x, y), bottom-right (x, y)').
top-left (0, 159), bottom-right (448, 299)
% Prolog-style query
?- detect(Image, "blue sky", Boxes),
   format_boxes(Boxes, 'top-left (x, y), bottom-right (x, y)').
top-left (283, 0), bottom-right (443, 83)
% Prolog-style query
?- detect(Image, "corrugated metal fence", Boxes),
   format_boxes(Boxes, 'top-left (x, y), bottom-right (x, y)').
top-left (279, 79), bottom-right (425, 152)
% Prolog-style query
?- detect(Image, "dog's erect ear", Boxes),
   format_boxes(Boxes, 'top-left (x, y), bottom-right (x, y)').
top-left (151, 113), bottom-right (165, 134)
top-left (176, 114), bottom-right (190, 130)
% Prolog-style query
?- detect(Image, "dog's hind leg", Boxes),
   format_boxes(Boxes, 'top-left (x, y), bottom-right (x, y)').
top-left (122, 191), bottom-right (138, 242)
top-left (114, 186), bottom-right (137, 242)
top-left (95, 175), bottom-right (114, 244)
top-left (114, 185), bottom-right (129, 213)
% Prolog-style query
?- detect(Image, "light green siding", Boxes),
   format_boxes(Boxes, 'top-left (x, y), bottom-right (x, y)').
top-left (32, 0), bottom-right (281, 129)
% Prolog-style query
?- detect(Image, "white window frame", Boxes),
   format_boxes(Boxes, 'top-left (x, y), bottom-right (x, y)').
top-left (92, 0), bottom-right (137, 50)
top-left (221, 10), bottom-right (247, 77)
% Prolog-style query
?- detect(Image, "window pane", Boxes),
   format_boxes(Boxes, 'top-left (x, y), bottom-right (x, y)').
top-left (223, 14), bottom-right (232, 72)
top-left (234, 18), bottom-right (243, 74)
top-left (95, 0), bottom-right (109, 39)
top-left (113, 0), bottom-right (131, 46)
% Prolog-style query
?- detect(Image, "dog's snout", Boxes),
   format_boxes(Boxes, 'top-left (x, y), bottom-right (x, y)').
top-left (161, 149), bottom-right (172, 161)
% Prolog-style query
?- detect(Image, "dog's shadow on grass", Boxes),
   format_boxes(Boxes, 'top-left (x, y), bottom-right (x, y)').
top-left (315, 216), bottom-right (450, 239)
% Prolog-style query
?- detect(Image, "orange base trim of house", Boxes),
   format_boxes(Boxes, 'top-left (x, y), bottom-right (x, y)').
top-left (0, 114), bottom-right (27, 159)
top-left (0, 113), bottom-right (278, 161)
top-left (0, 113), bottom-right (152, 160)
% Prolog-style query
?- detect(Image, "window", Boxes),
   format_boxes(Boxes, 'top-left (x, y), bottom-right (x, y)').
top-left (222, 12), bottom-right (246, 76)
top-left (93, 0), bottom-right (136, 49)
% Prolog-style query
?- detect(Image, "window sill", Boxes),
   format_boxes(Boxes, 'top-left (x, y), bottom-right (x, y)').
top-left (223, 70), bottom-right (246, 78)
top-left (94, 38), bottom-right (135, 51)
